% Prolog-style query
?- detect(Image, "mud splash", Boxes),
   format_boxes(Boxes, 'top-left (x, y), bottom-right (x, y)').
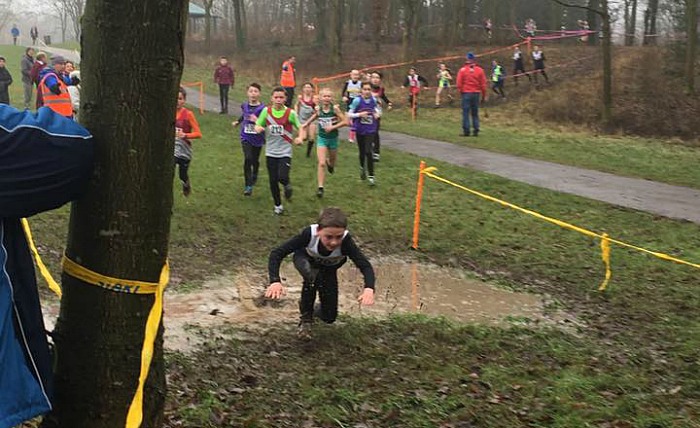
top-left (161, 259), bottom-right (552, 351)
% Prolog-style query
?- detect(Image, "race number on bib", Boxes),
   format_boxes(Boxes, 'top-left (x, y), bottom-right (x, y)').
top-left (244, 123), bottom-right (257, 134)
top-left (268, 124), bottom-right (284, 136)
top-left (318, 118), bottom-right (334, 129)
top-left (360, 116), bottom-right (374, 125)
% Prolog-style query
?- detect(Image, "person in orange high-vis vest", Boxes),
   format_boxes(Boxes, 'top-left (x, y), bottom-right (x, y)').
top-left (280, 56), bottom-right (296, 108)
top-left (38, 55), bottom-right (73, 118)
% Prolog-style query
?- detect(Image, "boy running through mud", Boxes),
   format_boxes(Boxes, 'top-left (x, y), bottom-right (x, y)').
top-left (265, 207), bottom-right (375, 339)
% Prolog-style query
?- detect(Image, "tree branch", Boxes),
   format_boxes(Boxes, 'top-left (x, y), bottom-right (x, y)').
top-left (549, 0), bottom-right (605, 17)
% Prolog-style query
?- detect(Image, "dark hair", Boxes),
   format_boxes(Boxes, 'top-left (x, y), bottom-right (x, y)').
top-left (178, 87), bottom-right (187, 99)
top-left (371, 71), bottom-right (383, 78)
top-left (272, 86), bottom-right (287, 94)
top-left (361, 81), bottom-right (372, 89)
top-left (66, 60), bottom-right (74, 67)
top-left (409, 66), bottom-right (417, 71)
top-left (249, 82), bottom-right (261, 91)
top-left (302, 82), bottom-right (313, 88)
top-left (25, 47), bottom-right (33, 55)
top-left (219, 56), bottom-right (227, 59)
top-left (317, 207), bottom-right (348, 229)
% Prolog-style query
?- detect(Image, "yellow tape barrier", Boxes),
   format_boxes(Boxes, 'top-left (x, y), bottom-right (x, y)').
top-left (22, 218), bottom-right (168, 428)
top-left (418, 166), bottom-right (700, 290)
top-left (21, 219), bottom-right (63, 298)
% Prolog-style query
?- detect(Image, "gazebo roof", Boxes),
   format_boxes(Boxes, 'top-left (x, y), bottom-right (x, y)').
top-left (189, 2), bottom-right (206, 17)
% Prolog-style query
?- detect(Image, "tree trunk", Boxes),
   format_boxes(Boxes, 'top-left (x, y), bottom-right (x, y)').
top-left (329, 0), bottom-right (343, 65)
top-left (601, 0), bottom-right (612, 123)
top-left (373, 0), bottom-right (385, 51)
top-left (587, 0), bottom-right (599, 45)
top-left (686, 0), bottom-right (697, 93)
top-left (41, 0), bottom-right (186, 427)
top-left (297, 0), bottom-right (304, 41)
top-left (204, 0), bottom-right (214, 52)
top-left (644, 0), bottom-right (659, 45)
top-left (314, 0), bottom-right (328, 45)
top-left (401, 0), bottom-right (420, 61)
top-left (233, 0), bottom-right (246, 49)
top-left (630, 0), bottom-right (637, 44)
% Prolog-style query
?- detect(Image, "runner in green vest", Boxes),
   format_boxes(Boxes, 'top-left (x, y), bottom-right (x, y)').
top-left (491, 60), bottom-right (506, 99)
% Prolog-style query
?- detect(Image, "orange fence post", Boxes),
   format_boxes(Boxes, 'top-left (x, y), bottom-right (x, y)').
top-left (412, 161), bottom-right (427, 249)
top-left (411, 91), bottom-right (417, 122)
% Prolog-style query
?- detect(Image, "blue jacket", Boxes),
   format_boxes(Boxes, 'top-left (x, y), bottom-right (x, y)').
top-left (0, 105), bottom-right (93, 428)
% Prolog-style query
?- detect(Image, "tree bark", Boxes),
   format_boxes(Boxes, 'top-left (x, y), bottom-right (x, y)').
top-left (686, 0), bottom-right (697, 93)
top-left (373, 0), bottom-right (386, 51)
top-left (644, 0), bottom-right (659, 45)
top-left (314, 0), bottom-right (328, 45)
top-left (297, 0), bottom-right (304, 41)
top-left (204, 0), bottom-right (215, 52)
top-left (329, 0), bottom-right (343, 65)
top-left (41, 0), bottom-right (186, 427)
top-left (587, 0), bottom-right (599, 45)
top-left (233, 0), bottom-right (246, 49)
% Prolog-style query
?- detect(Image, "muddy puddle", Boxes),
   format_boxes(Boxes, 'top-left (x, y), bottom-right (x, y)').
top-left (43, 260), bottom-right (563, 352)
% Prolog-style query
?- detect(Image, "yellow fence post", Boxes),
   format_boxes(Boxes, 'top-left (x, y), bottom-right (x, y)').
top-left (599, 233), bottom-right (612, 291)
top-left (412, 161), bottom-right (427, 249)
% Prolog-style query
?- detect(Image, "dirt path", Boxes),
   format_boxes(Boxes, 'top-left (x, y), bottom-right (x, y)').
top-left (41, 46), bottom-right (700, 225)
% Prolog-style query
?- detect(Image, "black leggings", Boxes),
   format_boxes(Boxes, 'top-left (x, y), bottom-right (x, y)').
top-left (266, 156), bottom-right (291, 206)
top-left (533, 68), bottom-right (549, 83)
top-left (175, 157), bottom-right (190, 184)
top-left (242, 143), bottom-right (262, 187)
top-left (294, 251), bottom-right (345, 323)
top-left (374, 119), bottom-right (381, 155)
top-left (357, 133), bottom-right (376, 176)
top-left (219, 84), bottom-right (230, 111)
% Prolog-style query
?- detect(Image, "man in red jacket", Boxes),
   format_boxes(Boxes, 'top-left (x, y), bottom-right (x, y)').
top-left (456, 52), bottom-right (487, 137)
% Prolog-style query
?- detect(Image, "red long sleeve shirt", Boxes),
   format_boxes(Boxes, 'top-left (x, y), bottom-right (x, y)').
top-left (456, 63), bottom-right (487, 99)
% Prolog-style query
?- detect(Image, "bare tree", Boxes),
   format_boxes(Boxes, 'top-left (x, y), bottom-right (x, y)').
top-left (40, 0), bottom-right (186, 426)
top-left (551, 0), bottom-right (612, 123)
top-left (233, 0), bottom-right (246, 49)
top-left (203, 0), bottom-right (215, 51)
top-left (51, 0), bottom-right (69, 43)
top-left (66, 0), bottom-right (85, 41)
top-left (0, 0), bottom-right (15, 36)
top-left (329, 0), bottom-right (343, 65)
top-left (686, 0), bottom-right (698, 93)
top-left (644, 0), bottom-right (659, 45)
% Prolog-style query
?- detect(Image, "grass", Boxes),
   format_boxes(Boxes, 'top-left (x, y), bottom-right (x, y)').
top-left (25, 110), bottom-right (700, 427)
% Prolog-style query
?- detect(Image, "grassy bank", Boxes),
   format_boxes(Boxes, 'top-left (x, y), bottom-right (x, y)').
top-left (26, 112), bottom-right (700, 426)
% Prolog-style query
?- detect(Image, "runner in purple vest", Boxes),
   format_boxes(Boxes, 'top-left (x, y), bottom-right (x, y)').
top-left (347, 81), bottom-right (382, 186)
top-left (232, 83), bottom-right (266, 196)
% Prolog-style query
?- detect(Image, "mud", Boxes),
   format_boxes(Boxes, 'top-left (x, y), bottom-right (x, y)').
top-left (42, 259), bottom-right (564, 353)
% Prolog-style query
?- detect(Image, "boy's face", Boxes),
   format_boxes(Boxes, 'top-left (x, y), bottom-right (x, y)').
top-left (317, 227), bottom-right (345, 251)
top-left (247, 86), bottom-right (260, 101)
top-left (0, 59), bottom-right (5, 68)
top-left (220, 58), bottom-right (228, 66)
top-left (271, 90), bottom-right (286, 107)
top-left (361, 85), bottom-right (372, 98)
top-left (350, 70), bottom-right (360, 81)
top-left (65, 63), bottom-right (74, 73)
top-left (370, 73), bottom-right (380, 85)
top-left (409, 69), bottom-right (416, 76)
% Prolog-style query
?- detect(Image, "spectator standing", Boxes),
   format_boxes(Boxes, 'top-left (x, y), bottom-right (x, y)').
top-left (0, 57), bottom-right (13, 105)
top-left (20, 47), bottom-right (35, 109)
top-left (280, 56), bottom-right (296, 108)
top-left (456, 52), bottom-right (487, 137)
top-left (30, 52), bottom-right (47, 108)
top-left (213, 56), bottom-right (234, 114)
top-left (38, 55), bottom-right (73, 118)
top-left (11, 25), bottom-right (20, 46)
top-left (30, 26), bottom-right (38, 45)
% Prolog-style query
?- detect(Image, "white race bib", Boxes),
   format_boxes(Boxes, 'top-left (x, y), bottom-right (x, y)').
top-left (268, 124), bottom-right (284, 136)
top-left (318, 118), bottom-right (334, 129)
top-left (244, 123), bottom-right (257, 134)
top-left (360, 116), bottom-right (374, 125)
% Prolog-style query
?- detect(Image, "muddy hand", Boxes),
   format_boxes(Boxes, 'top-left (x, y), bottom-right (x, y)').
top-left (357, 288), bottom-right (375, 306)
top-left (265, 282), bottom-right (286, 299)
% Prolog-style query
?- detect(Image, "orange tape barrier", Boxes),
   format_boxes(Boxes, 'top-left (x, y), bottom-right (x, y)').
top-left (181, 81), bottom-right (205, 115)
